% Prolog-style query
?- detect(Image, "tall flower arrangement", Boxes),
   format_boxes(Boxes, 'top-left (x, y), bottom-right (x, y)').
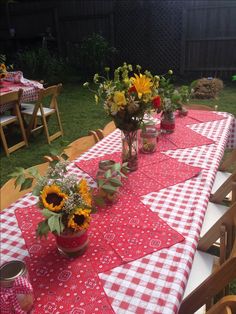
top-left (84, 63), bottom-right (161, 170)
top-left (85, 63), bottom-right (160, 131)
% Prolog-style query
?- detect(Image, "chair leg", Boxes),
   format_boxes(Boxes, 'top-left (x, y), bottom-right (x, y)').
top-left (0, 125), bottom-right (10, 157)
top-left (15, 105), bottom-right (28, 147)
top-left (55, 109), bottom-right (64, 136)
top-left (41, 115), bottom-right (51, 144)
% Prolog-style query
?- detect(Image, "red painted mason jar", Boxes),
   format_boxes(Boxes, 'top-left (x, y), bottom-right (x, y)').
top-left (55, 230), bottom-right (89, 258)
top-left (160, 111), bottom-right (175, 133)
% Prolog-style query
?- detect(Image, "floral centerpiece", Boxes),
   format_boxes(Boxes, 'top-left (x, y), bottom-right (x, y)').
top-left (0, 54), bottom-right (8, 85)
top-left (156, 72), bottom-right (191, 132)
top-left (84, 63), bottom-right (160, 170)
top-left (11, 147), bottom-right (94, 257)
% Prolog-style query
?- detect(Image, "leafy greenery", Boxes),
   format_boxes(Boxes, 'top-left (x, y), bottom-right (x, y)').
top-left (95, 161), bottom-right (129, 205)
top-left (15, 48), bottom-right (66, 84)
top-left (79, 33), bottom-right (117, 77)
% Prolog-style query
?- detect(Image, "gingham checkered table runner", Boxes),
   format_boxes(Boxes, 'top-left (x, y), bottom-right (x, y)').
top-left (0, 79), bottom-right (43, 113)
top-left (0, 112), bottom-right (234, 314)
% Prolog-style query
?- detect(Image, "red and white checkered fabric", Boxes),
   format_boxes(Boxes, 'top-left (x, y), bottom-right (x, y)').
top-left (0, 75), bottom-right (43, 113)
top-left (0, 112), bottom-right (233, 314)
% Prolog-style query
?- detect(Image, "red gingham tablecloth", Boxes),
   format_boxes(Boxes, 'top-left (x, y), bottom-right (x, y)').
top-left (0, 75), bottom-right (43, 113)
top-left (0, 111), bottom-right (234, 314)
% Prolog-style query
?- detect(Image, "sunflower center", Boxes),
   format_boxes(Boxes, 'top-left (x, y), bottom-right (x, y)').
top-left (74, 214), bottom-right (85, 226)
top-left (46, 193), bottom-right (63, 206)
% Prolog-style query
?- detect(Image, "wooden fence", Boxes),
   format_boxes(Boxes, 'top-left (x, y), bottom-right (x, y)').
top-left (0, 0), bottom-right (235, 78)
top-left (181, 1), bottom-right (236, 78)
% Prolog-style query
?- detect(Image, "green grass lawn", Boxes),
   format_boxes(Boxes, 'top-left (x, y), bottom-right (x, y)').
top-left (0, 83), bottom-right (110, 186)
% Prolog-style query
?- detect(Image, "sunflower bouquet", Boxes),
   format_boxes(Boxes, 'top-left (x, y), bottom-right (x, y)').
top-left (11, 149), bottom-right (94, 238)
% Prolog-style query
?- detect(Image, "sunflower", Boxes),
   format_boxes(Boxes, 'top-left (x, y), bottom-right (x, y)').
top-left (130, 74), bottom-right (153, 99)
top-left (68, 208), bottom-right (91, 231)
top-left (41, 185), bottom-right (68, 211)
top-left (78, 179), bottom-right (92, 206)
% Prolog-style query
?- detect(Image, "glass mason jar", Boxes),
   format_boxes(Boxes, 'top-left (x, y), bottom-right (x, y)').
top-left (160, 111), bottom-right (175, 133)
top-left (121, 130), bottom-right (138, 171)
top-left (0, 260), bottom-right (34, 313)
top-left (140, 127), bottom-right (158, 153)
top-left (95, 160), bottom-right (120, 204)
top-left (96, 160), bottom-right (116, 181)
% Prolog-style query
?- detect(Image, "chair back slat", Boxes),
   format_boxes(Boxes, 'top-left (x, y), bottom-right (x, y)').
top-left (0, 89), bottom-right (22, 105)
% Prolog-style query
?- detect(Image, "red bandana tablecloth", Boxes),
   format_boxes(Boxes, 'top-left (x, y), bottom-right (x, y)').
top-left (76, 151), bottom-right (201, 197)
top-left (15, 191), bottom-right (184, 314)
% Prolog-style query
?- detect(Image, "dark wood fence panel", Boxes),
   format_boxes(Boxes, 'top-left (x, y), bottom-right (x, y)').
top-left (181, 2), bottom-right (236, 77)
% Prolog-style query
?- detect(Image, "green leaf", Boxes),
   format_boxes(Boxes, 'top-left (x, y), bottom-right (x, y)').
top-left (41, 208), bottom-right (58, 218)
top-left (48, 215), bottom-right (61, 234)
top-left (36, 220), bottom-right (50, 238)
top-left (105, 169), bottom-right (111, 178)
top-left (8, 167), bottom-right (25, 178)
top-left (49, 147), bottom-right (60, 156)
top-left (97, 179), bottom-right (105, 187)
top-left (20, 178), bottom-right (33, 191)
top-left (15, 174), bottom-right (26, 188)
top-left (108, 178), bottom-right (122, 187)
top-left (32, 184), bottom-right (42, 196)
top-left (113, 163), bottom-right (121, 171)
top-left (27, 167), bottom-right (39, 178)
top-left (102, 184), bottom-right (117, 193)
top-left (59, 217), bottom-right (65, 233)
top-left (15, 167), bottom-right (25, 173)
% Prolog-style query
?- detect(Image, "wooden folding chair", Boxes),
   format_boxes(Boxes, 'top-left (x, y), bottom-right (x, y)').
top-left (179, 203), bottom-right (236, 314)
top-left (64, 131), bottom-right (100, 161)
top-left (21, 84), bottom-right (63, 144)
top-left (210, 170), bottom-right (236, 203)
top-left (95, 121), bottom-right (116, 140)
top-left (211, 151), bottom-right (236, 203)
top-left (0, 89), bottom-right (28, 156)
top-left (206, 295), bottom-right (236, 314)
top-left (0, 162), bottom-right (49, 211)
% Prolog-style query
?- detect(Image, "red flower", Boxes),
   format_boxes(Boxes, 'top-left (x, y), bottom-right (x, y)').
top-left (152, 96), bottom-right (161, 109)
top-left (128, 86), bottom-right (137, 94)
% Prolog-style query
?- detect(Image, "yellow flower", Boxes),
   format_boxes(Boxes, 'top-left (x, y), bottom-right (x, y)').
top-left (41, 185), bottom-right (67, 212)
top-left (130, 74), bottom-right (153, 99)
top-left (95, 94), bottom-right (99, 104)
top-left (68, 208), bottom-right (91, 231)
top-left (113, 91), bottom-right (127, 107)
top-left (0, 63), bottom-right (6, 72)
top-left (78, 179), bottom-right (92, 206)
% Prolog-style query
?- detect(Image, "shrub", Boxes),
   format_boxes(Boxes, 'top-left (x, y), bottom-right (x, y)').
top-left (15, 48), bottom-right (66, 85)
top-left (191, 78), bottom-right (224, 99)
top-left (79, 33), bottom-right (117, 77)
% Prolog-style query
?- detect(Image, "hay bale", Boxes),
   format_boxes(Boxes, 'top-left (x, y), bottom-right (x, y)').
top-left (192, 78), bottom-right (224, 99)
